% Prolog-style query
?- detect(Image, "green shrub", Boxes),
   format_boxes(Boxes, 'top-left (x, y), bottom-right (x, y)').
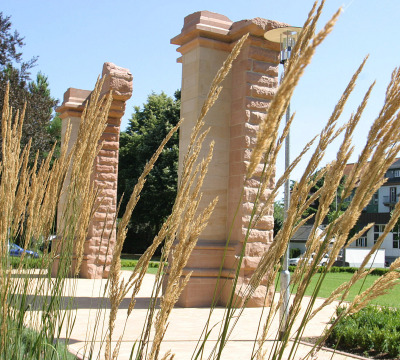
top-left (288, 265), bottom-right (389, 275)
top-left (7, 257), bottom-right (163, 271)
top-left (0, 319), bottom-right (75, 359)
top-left (328, 306), bottom-right (400, 357)
top-left (8, 256), bottom-right (44, 269)
top-left (120, 259), bottom-right (161, 269)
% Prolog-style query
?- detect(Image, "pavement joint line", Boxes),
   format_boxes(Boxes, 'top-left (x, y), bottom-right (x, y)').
top-left (299, 340), bottom-right (371, 360)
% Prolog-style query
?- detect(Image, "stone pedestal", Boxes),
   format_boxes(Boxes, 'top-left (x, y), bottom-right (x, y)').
top-left (52, 62), bottom-right (133, 279)
top-left (170, 11), bottom-right (284, 307)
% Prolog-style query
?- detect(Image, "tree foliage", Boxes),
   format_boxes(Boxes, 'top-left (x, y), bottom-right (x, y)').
top-left (118, 91), bottom-right (180, 253)
top-left (0, 12), bottom-right (37, 79)
top-left (301, 170), bottom-right (349, 223)
top-left (273, 200), bottom-right (284, 236)
top-left (0, 12), bottom-right (58, 162)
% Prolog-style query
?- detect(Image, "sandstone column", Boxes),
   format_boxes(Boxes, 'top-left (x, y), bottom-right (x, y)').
top-left (52, 62), bottom-right (133, 279)
top-left (170, 11), bottom-right (284, 307)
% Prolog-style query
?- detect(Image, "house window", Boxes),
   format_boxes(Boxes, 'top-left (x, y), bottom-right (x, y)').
top-left (395, 170), bottom-right (400, 178)
top-left (393, 226), bottom-right (400, 249)
top-left (394, 233), bottom-right (399, 249)
top-left (356, 237), bottom-right (367, 247)
top-left (390, 187), bottom-right (397, 203)
top-left (372, 192), bottom-right (378, 205)
top-left (374, 224), bottom-right (385, 244)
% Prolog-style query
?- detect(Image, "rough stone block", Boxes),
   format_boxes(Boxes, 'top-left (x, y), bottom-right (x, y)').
top-left (95, 172), bottom-right (118, 182)
top-left (105, 124), bottom-right (120, 134)
top-left (100, 141), bottom-right (119, 151)
top-left (243, 242), bottom-right (269, 257)
top-left (93, 180), bottom-right (117, 189)
top-left (250, 85), bottom-right (277, 100)
top-left (241, 228), bottom-right (271, 243)
top-left (95, 164), bottom-right (116, 173)
top-left (249, 111), bottom-right (267, 125)
top-left (244, 122), bottom-right (259, 137)
top-left (246, 97), bottom-right (271, 111)
top-left (244, 215), bottom-right (274, 231)
top-left (241, 256), bottom-right (262, 270)
top-left (100, 133), bottom-right (119, 142)
top-left (252, 61), bottom-right (279, 76)
top-left (247, 72), bottom-right (279, 87)
top-left (97, 156), bottom-right (118, 165)
top-left (96, 196), bottom-right (115, 206)
top-left (98, 150), bottom-right (118, 158)
top-left (101, 62), bottom-right (133, 100)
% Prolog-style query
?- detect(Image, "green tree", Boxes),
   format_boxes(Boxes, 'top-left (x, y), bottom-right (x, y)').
top-left (0, 12), bottom-right (37, 78)
top-left (0, 13), bottom-right (58, 162)
top-left (301, 170), bottom-right (349, 223)
top-left (46, 114), bottom-right (62, 158)
top-left (273, 200), bottom-right (284, 236)
top-left (118, 91), bottom-right (180, 253)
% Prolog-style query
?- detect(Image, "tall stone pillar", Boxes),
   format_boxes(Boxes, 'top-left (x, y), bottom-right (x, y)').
top-left (171, 11), bottom-right (284, 307)
top-left (52, 62), bottom-right (133, 279)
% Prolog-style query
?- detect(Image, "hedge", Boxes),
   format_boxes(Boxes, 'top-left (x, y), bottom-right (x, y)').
top-left (8, 257), bottom-right (388, 275)
top-left (120, 259), bottom-right (160, 269)
top-left (5, 257), bottom-right (162, 270)
top-left (288, 265), bottom-right (389, 276)
top-left (327, 306), bottom-right (400, 358)
top-left (8, 256), bottom-right (44, 269)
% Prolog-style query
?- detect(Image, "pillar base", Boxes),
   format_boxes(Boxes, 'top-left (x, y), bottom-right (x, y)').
top-left (164, 239), bottom-right (274, 308)
top-left (166, 274), bottom-right (274, 308)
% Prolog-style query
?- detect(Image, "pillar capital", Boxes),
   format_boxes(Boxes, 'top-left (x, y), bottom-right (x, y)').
top-left (101, 62), bottom-right (133, 101)
top-left (171, 10), bottom-right (288, 58)
top-left (56, 88), bottom-right (91, 119)
top-left (57, 62), bottom-right (133, 121)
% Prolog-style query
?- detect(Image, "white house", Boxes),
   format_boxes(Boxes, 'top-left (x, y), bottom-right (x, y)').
top-left (289, 224), bottom-right (324, 255)
top-left (344, 158), bottom-right (400, 265)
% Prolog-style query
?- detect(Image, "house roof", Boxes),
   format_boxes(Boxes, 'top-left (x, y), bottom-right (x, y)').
top-left (343, 157), bottom-right (400, 186)
top-left (291, 224), bottom-right (323, 242)
top-left (388, 158), bottom-right (400, 170)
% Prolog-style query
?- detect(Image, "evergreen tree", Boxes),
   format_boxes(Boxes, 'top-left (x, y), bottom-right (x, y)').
top-left (118, 91), bottom-right (180, 253)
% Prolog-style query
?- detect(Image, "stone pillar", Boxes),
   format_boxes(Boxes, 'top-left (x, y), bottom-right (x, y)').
top-left (53, 62), bottom-right (133, 279)
top-left (171, 11), bottom-right (284, 307)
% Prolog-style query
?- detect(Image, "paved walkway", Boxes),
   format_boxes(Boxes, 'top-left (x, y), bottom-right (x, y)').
top-left (25, 271), bottom-right (365, 359)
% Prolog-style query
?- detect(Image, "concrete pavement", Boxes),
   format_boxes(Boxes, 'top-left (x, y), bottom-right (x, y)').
top-left (21, 271), bottom-right (365, 359)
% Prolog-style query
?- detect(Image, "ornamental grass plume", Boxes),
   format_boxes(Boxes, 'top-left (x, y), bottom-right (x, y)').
top-left (0, 77), bottom-right (119, 359)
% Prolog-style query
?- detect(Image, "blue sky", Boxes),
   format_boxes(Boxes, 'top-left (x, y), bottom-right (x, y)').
top-left (2, 0), bottom-right (400, 185)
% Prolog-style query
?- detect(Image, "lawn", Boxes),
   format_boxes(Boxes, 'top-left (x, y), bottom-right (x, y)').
top-left (121, 264), bottom-right (159, 274)
top-left (120, 256), bottom-right (400, 308)
top-left (120, 254), bottom-right (161, 274)
top-left (285, 271), bottom-right (400, 308)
